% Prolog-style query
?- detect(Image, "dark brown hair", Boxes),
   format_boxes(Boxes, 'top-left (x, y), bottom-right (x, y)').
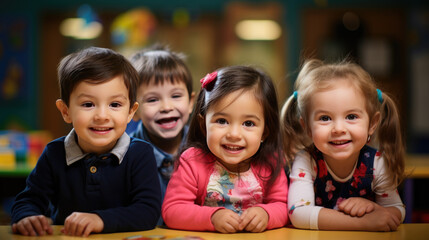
top-left (184, 65), bottom-right (285, 186)
top-left (130, 44), bottom-right (193, 97)
top-left (57, 47), bottom-right (138, 107)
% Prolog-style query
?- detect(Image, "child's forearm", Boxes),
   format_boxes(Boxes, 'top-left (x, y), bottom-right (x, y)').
top-left (318, 206), bottom-right (400, 231)
top-left (318, 208), bottom-right (367, 230)
top-left (385, 206), bottom-right (403, 222)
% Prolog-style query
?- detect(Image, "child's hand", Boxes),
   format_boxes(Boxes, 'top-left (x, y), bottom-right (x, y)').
top-left (360, 206), bottom-right (401, 231)
top-left (61, 212), bottom-right (104, 237)
top-left (239, 207), bottom-right (269, 233)
top-left (12, 215), bottom-right (53, 236)
top-left (338, 197), bottom-right (375, 217)
top-left (211, 209), bottom-right (241, 233)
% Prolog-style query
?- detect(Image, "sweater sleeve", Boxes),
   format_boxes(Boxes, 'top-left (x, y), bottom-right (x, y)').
top-left (93, 141), bottom-right (162, 233)
top-left (254, 168), bottom-right (288, 229)
top-left (11, 146), bottom-right (56, 224)
top-left (162, 149), bottom-right (222, 231)
top-left (372, 155), bottom-right (406, 222)
top-left (287, 151), bottom-right (322, 230)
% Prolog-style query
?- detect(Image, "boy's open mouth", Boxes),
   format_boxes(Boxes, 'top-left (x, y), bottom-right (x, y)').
top-left (156, 117), bottom-right (179, 128)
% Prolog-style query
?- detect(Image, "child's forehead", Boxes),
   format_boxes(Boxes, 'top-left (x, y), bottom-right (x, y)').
top-left (211, 89), bottom-right (261, 109)
top-left (73, 77), bottom-right (129, 94)
top-left (143, 77), bottom-right (188, 89)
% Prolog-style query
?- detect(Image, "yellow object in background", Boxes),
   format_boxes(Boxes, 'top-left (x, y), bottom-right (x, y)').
top-left (0, 148), bottom-right (15, 169)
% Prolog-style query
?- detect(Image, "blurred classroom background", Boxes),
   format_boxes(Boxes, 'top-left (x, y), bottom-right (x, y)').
top-left (1, 0), bottom-right (428, 224)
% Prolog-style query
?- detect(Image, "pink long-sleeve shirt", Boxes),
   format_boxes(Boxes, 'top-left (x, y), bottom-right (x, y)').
top-left (162, 147), bottom-right (288, 231)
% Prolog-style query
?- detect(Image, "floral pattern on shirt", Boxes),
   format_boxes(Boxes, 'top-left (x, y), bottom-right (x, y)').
top-left (312, 145), bottom-right (377, 210)
top-left (204, 162), bottom-right (263, 214)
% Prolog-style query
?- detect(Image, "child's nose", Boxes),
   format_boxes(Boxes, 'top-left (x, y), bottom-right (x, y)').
top-left (332, 121), bottom-right (346, 134)
top-left (227, 124), bottom-right (242, 140)
top-left (160, 100), bottom-right (173, 112)
top-left (94, 107), bottom-right (109, 121)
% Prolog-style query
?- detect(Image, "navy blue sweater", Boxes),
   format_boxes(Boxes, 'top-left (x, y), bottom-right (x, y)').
top-left (11, 136), bottom-right (161, 233)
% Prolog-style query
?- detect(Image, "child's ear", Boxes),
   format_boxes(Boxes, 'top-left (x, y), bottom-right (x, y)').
top-left (188, 91), bottom-right (196, 114)
top-left (56, 99), bottom-right (72, 124)
top-left (368, 111), bottom-right (381, 135)
top-left (128, 102), bottom-right (139, 123)
top-left (300, 117), bottom-right (312, 138)
top-left (262, 127), bottom-right (269, 142)
top-left (198, 114), bottom-right (206, 136)
top-left (132, 104), bottom-right (141, 121)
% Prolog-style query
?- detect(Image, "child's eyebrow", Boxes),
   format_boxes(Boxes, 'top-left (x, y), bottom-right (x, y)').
top-left (110, 94), bottom-right (128, 100)
top-left (76, 93), bottom-right (94, 99)
top-left (212, 112), bottom-right (262, 121)
top-left (76, 93), bottom-right (128, 100)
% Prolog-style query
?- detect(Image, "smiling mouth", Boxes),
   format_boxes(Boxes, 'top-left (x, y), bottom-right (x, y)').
top-left (91, 127), bottom-right (113, 131)
top-left (330, 140), bottom-right (351, 145)
top-left (222, 145), bottom-right (244, 151)
top-left (156, 117), bottom-right (179, 125)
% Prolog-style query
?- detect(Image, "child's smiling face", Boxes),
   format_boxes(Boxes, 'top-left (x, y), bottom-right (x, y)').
top-left (135, 79), bottom-right (195, 146)
top-left (306, 79), bottom-right (379, 175)
top-left (56, 76), bottom-right (138, 155)
top-left (204, 89), bottom-right (265, 172)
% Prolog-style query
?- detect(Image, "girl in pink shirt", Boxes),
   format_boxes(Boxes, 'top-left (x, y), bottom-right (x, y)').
top-left (162, 65), bottom-right (288, 233)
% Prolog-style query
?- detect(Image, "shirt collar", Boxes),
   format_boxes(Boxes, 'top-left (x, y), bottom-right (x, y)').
top-left (64, 129), bottom-right (130, 166)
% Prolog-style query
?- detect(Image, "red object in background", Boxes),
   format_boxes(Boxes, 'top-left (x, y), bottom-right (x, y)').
top-left (412, 210), bottom-right (429, 223)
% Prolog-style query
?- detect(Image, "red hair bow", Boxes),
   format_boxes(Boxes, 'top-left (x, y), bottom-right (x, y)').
top-left (200, 71), bottom-right (217, 89)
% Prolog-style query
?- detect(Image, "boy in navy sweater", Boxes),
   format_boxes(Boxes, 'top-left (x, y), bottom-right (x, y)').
top-left (11, 47), bottom-right (161, 237)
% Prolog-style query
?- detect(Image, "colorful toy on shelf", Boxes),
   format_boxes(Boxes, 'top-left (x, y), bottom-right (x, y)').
top-left (0, 130), bottom-right (52, 169)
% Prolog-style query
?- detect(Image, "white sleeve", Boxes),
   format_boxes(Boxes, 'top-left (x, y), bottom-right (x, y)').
top-left (372, 155), bottom-right (406, 222)
top-left (287, 151), bottom-right (322, 230)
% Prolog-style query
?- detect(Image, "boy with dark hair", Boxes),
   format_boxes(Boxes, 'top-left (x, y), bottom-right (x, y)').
top-left (11, 47), bottom-right (161, 237)
top-left (130, 45), bottom-right (195, 203)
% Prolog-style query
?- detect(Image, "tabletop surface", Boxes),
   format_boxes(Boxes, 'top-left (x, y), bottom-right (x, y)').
top-left (1, 224), bottom-right (429, 240)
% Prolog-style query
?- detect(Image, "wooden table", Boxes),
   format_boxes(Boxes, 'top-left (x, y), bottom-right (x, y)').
top-left (1, 224), bottom-right (429, 240)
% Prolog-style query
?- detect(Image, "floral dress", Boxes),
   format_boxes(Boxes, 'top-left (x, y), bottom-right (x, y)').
top-left (312, 145), bottom-right (377, 210)
top-left (287, 145), bottom-right (405, 229)
top-left (204, 162), bottom-right (263, 214)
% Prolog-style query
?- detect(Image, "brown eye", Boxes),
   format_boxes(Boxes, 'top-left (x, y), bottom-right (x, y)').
top-left (82, 102), bottom-right (94, 108)
top-left (216, 118), bottom-right (228, 125)
top-left (319, 115), bottom-right (331, 121)
top-left (346, 114), bottom-right (358, 120)
top-left (243, 120), bottom-right (255, 127)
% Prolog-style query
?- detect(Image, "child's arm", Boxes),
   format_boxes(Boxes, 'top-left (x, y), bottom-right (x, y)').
top-left (288, 151), bottom-right (403, 231)
top-left (162, 149), bottom-right (224, 231)
top-left (318, 204), bottom-right (400, 231)
top-left (372, 155), bottom-right (406, 222)
top-left (253, 167), bottom-right (288, 230)
top-left (287, 151), bottom-right (323, 229)
top-left (11, 147), bottom-right (57, 235)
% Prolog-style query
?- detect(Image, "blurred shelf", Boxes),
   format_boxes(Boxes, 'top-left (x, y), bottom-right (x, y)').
top-left (406, 155), bottom-right (429, 178)
top-left (0, 164), bottom-right (33, 177)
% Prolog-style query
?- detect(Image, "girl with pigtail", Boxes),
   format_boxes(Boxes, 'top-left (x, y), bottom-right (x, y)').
top-left (162, 65), bottom-right (288, 233)
top-left (282, 59), bottom-right (405, 231)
